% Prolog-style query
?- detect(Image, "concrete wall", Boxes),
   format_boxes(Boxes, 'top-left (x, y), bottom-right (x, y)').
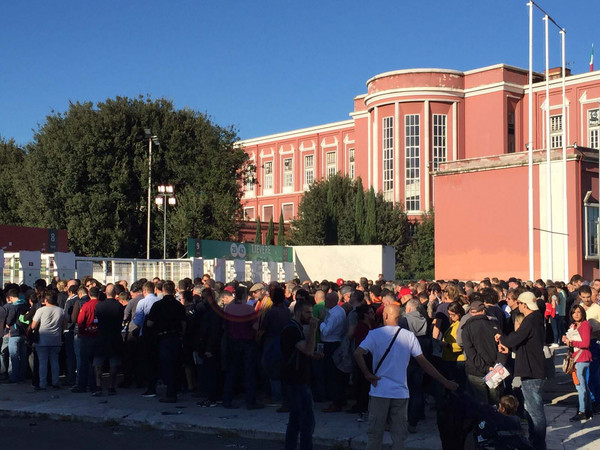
top-left (292, 245), bottom-right (395, 282)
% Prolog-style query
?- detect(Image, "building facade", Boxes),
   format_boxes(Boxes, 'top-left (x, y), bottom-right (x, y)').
top-left (238, 64), bottom-right (600, 281)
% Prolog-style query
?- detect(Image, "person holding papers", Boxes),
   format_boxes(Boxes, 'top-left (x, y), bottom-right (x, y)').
top-left (562, 304), bottom-right (593, 422)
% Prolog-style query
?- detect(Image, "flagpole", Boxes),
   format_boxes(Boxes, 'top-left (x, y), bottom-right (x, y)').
top-left (528, 1), bottom-right (534, 281)
top-left (544, 15), bottom-right (553, 281)
top-left (561, 29), bottom-right (568, 282)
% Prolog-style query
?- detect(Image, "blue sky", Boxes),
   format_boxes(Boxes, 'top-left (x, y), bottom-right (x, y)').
top-left (1, 1), bottom-right (598, 146)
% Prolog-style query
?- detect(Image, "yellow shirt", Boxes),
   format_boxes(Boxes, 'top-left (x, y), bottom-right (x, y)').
top-left (442, 320), bottom-right (466, 362)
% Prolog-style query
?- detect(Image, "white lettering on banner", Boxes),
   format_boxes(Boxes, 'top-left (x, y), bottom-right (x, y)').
top-left (230, 243), bottom-right (239, 258)
top-left (250, 244), bottom-right (271, 255)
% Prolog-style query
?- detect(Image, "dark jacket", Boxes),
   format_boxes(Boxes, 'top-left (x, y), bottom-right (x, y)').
top-left (500, 311), bottom-right (546, 380)
top-left (462, 314), bottom-right (505, 377)
top-left (5, 300), bottom-right (30, 338)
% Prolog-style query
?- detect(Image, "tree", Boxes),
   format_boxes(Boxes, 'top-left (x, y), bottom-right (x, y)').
top-left (265, 216), bottom-right (275, 245)
top-left (363, 187), bottom-right (377, 244)
top-left (290, 174), bottom-right (410, 254)
top-left (15, 96), bottom-right (247, 257)
top-left (277, 209), bottom-right (286, 246)
top-left (396, 212), bottom-right (435, 280)
top-left (354, 177), bottom-right (365, 244)
top-left (0, 138), bottom-right (26, 226)
top-left (254, 217), bottom-right (262, 244)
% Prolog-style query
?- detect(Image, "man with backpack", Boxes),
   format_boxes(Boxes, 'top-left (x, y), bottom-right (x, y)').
top-left (4, 288), bottom-right (30, 383)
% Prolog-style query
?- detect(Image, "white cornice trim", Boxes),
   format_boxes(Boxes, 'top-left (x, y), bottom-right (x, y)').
top-left (365, 88), bottom-right (463, 107)
top-left (350, 110), bottom-right (369, 119)
top-left (464, 82), bottom-right (525, 98)
top-left (366, 68), bottom-right (464, 86)
top-left (463, 63), bottom-right (532, 76)
top-left (530, 71), bottom-right (600, 93)
top-left (237, 120), bottom-right (354, 146)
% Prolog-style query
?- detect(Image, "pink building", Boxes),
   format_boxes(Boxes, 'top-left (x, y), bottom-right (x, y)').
top-left (238, 64), bottom-right (600, 281)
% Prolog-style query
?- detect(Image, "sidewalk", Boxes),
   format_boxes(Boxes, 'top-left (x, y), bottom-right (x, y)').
top-left (0, 378), bottom-right (598, 449)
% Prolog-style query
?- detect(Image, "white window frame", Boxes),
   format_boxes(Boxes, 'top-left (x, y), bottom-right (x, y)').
top-left (405, 114), bottom-right (420, 212)
top-left (304, 154), bottom-right (315, 188)
top-left (382, 117), bottom-right (394, 199)
top-left (243, 207), bottom-right (255, 221)
top-left (283, 157), bottom-right (293, 191)
top-left (326, 151), bottom-right (337, 179)
top-left (550, 114), bottom-right (563, 149)
top-left (349, 147), bottom-right (355, 179)
top-left (263, 160), bottom-right (273, 193)
top-left (243, 157), bottom-right (256, 196)
top-left (432, 114), bottom-right (447, 170)
top-left (281, 203), bottom-right (294, 222)
top-left (262, 205), bottom-right (274, 223)
top-left (589, 108), bottom-right (600, 149)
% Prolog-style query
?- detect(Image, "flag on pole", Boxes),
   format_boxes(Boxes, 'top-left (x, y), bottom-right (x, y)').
top-left (591, 44), bottom-right (595, 72)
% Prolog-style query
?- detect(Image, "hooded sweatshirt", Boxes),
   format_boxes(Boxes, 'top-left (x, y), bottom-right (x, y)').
top-left (400, 310), bottom-right (432, 361)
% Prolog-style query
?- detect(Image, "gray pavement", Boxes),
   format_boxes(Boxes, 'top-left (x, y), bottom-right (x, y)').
top-left (0, 347), bottom-right (597, 449)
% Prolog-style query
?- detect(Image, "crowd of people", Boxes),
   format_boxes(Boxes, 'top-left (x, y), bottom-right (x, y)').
top-left (0, 273), bottom-right (599, 450)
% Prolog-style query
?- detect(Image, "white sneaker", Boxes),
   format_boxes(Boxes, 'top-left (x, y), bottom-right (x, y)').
top-left (550, 343), bottom-right (560, 348)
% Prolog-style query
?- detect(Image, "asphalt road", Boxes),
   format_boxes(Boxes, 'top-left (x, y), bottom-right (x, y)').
top-left (0, 415), bottom-right (329, 450)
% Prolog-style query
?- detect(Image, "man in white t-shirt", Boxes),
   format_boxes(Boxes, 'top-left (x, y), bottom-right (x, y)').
top-left (355, 304), bottom-right (458, 450)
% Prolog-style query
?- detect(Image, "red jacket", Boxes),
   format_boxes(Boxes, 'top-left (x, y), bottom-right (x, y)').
top-left (571, 320), bottom-right (593, 363)
top-left (77, 297), bottom-right (99, 337)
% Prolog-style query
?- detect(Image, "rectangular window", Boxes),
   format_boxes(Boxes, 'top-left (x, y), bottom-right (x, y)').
top-left (263, 161), bottom-right (273, 191)
top-left (405, 114), bottom-right (420, 211)
top-left (589, 109), bottom-right (600, 149)
top-left (585, 203), bottom-right (599, 259)
top-left (263, 205), bottom-right (274, 223)
top-left (550, 115), bottom-right (563, 149)
top-left (507, 110), bottom-right (515, 153)
top-left (244, 207), bottom-right (255, 220)
top-left (432, 114), bottom-right (447, 169)
top-left (382, 117), bottom-right (394, 198)
top-left (282, 204), bottom-right (294, 221)
top-left (304, 154), bottom-right (314, 187)
top-left (283, 158), bottom-right (293, 189)
top-left (349, 148), bottom-right (355, 179)
top-left (326, 151), bottom-right (336, 179)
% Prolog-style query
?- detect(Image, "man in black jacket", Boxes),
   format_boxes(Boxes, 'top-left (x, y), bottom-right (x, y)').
top-left (497, 291), bottom-right (547, 450)
top-left (462, 300), bottom-right (505, 405)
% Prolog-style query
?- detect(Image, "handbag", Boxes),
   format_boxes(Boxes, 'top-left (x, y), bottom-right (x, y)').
top-left (562, 347), bottom-right (579, 375)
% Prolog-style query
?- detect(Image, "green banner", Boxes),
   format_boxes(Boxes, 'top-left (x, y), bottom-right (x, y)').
top-left (187, 238), bottom-right (292, 262)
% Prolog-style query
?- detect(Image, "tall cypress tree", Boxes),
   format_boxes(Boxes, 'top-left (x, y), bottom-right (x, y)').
top-left (254, 217), bottom-right (262, 244)
top-left (277, 209), bottom-right (286, 246)
top-left (265, 216), bottom-right (275, 245)
top-left (364, 187), bottom-right (377, 244)
top-left (354, 177), bottom-right (365, 244)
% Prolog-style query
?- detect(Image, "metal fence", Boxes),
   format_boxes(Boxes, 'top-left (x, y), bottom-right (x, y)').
top-left (2, 252), bottom-right (291, 286)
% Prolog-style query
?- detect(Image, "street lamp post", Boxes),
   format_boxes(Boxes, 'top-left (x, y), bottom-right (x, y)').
top-left (144, 129), bottom-right (160, 259)
top-left (155, 185), bottom-right (176, 260)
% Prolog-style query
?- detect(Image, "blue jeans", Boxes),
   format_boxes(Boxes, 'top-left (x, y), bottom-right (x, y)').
top-left (521, 378), bottom-right (546, 450)
top-left (407, 363), bottom-right (424, 426)
top-left (575, 362), bottom-right (592, 413)
top-left (285, 382), bottom-right (315, 450)
top-left (550, 316), bottom-right (565, 344)
top-left (8, 336), bottom-right (27, 382)
top-left (36, 346), bottom-right (61, 388)
top-left (77, 336), bottom-right (97, 391)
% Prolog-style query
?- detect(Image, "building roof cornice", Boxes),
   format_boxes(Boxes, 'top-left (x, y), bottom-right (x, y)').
top-left (236, 119), bottom-right (354, 147)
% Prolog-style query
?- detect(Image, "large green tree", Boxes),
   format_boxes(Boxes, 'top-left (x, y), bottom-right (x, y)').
top-left (396, 212), bottom-right (435, 280)
top-left (15, 96), bottom-right (247, 257)
top-left (0, 138), bottom-right (26, 226)
top-left (290, 175), bottom-right (410, 261)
